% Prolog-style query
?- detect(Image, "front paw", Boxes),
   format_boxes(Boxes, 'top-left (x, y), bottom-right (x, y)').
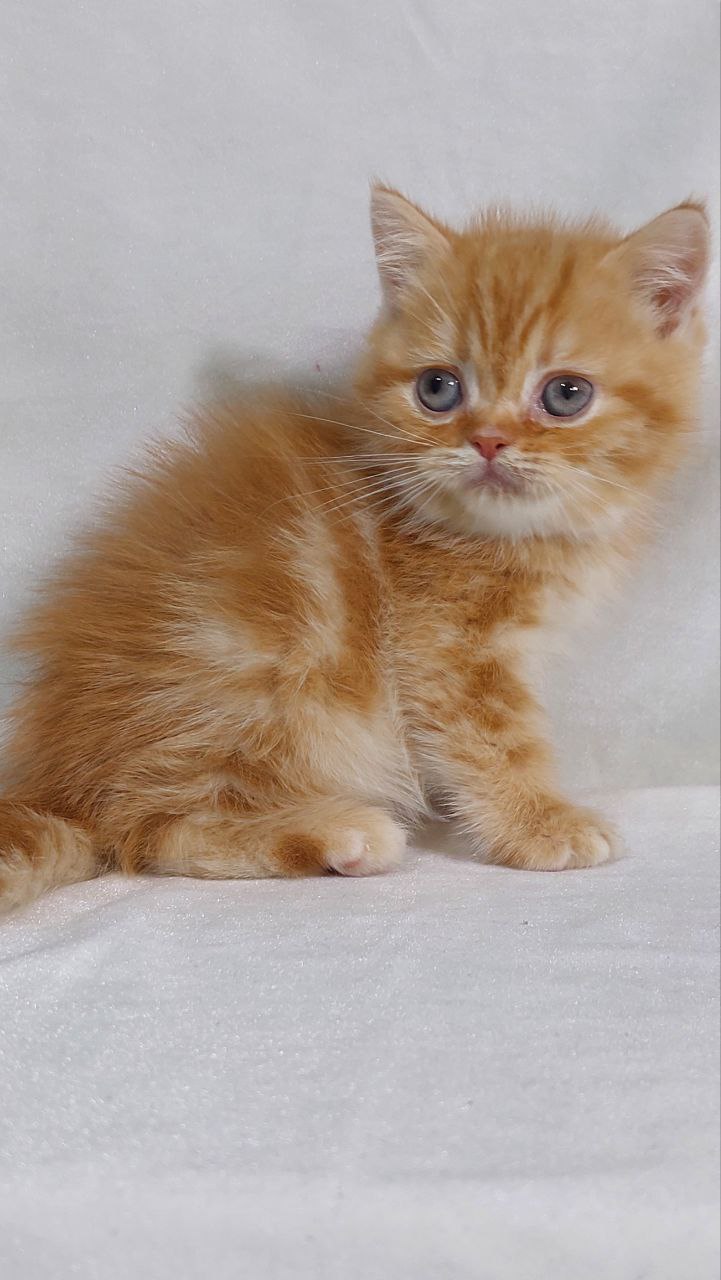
top-left (488, 801), bottom-right (618, 871)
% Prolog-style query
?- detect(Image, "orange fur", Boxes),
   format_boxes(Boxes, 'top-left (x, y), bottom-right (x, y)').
top-left (0, 188), bottom-right (709, 908)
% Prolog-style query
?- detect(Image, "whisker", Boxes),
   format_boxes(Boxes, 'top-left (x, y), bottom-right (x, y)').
top-left (374, 471), bottom-right (448, 525)
top-left (309, 467), bottom-right (421, 518)
top-left (289, 410), bottom-right (428, 452)
top-left (295, 452), bottom-right (423, 465)
top-left (262, 476), bottom-right (367, 514)
top-left (542, 472), bottom-right (603, 504)
top-left (317, 476), bottom-right (414, 520)
top-left (309, 391), bottom-right (430, 447)
top-left (352, 416), bottom-right (430, 450)
top-left (545, 459), bottom-right (638, 496)
top-left (262, 458), bottom-right (421, 516)
top-left (334, 473), bottom-right (438, 526)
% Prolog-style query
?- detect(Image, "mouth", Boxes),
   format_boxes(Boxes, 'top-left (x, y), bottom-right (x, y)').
top-left (466, 460), bottom-right (531, 496)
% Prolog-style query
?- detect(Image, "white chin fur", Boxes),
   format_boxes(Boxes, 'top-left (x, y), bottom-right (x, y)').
top-left (416, 482), bottom-right (631, 541)
top-left (458, 490), bottom-right (568, 539)
top-left (413, 483), bottom-right (575, 540)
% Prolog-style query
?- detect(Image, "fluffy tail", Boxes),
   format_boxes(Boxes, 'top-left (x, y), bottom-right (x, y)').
top-left (0, 800), bottom-right (99, 912)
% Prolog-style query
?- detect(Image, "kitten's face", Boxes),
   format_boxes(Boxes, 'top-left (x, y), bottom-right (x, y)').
top-left (355, 189), bottom-right (709, 541)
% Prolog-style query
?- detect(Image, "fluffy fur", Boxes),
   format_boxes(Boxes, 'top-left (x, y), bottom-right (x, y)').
top-left (0, 187), bottom-right (709, 909)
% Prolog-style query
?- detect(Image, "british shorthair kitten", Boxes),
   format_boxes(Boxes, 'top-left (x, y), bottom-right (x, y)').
top-left (0, 187), bottom-right (709, 909)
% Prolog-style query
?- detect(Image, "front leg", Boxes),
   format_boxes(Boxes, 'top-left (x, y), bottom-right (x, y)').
top-left (414, 658), bottom-right (617, 870)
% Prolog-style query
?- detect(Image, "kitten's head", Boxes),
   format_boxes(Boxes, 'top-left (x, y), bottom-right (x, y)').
top-left (354, 186), bottom-right (709, 541)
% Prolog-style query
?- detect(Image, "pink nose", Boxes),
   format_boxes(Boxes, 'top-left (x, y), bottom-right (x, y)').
top-left (471, 435), bottom-right (510, 461)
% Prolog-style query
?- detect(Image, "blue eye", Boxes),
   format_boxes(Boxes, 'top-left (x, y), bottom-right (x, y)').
top-left (541, 375), bottom-right (594, 419)
top-left (416, 368), bottom-right (463, 413)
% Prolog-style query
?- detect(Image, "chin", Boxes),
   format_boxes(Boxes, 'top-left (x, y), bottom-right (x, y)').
top-left (412, 481), bottom-right (571, 541)
top-left (463, 492), bottom-right (573, 540)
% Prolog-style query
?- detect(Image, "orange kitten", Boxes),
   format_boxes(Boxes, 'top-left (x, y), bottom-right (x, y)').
top-left (0, 187), bottom-right (709, 909)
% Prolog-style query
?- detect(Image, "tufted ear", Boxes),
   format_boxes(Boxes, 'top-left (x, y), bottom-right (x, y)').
top-left (370, 184), bottom-right (450, 306)
top-left (605, 203), bottom-right (710, 337)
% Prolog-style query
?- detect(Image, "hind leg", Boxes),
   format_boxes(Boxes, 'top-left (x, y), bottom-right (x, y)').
top-left (115, 797), bottom-right (406, 880)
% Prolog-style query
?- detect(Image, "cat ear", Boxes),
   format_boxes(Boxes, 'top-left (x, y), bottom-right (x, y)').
top-left (370, 185), bottom-right (450, 306)
top-left (607, 203), bottom-right (710, 337)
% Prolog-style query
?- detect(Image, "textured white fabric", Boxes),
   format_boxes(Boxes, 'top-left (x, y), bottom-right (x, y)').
top-left (0, 788), bottom-right (719, 1279)
top-left (0, 1), bottom-right (719, 1276)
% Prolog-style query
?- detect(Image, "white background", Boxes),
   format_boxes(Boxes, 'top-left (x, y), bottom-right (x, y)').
top-left (0, 0), bottom-right (718, 790)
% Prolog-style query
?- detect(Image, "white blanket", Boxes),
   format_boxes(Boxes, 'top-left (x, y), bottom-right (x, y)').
top-left (0, 787), bottom-right (718, 1279)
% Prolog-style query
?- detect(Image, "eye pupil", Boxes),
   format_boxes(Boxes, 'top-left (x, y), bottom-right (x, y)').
top-left (541, 374), bottom-right (593, 420)
top-left (416, 368), bottom-right (463, 413)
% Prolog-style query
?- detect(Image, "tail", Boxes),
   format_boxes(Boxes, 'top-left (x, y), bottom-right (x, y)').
top-left (0, 800), bottom-right (99, 912)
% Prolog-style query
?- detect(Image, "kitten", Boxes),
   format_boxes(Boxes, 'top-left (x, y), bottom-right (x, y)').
top-left (0, 186), bottom-right (709, 909)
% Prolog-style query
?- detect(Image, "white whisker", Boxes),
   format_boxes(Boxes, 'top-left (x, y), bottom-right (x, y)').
top-left (290, 409), bottom-right (429, 451)
top-left (545, 459), bottom-right (638, 497)
top-left (308, 391), bottom-right (430, 447)
top-left (310, 468), bottom-right (421, 519)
